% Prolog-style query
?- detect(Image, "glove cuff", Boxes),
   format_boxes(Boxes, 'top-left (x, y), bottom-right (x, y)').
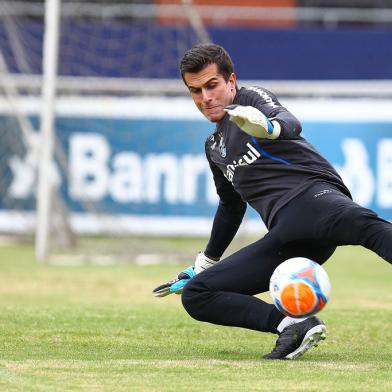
top-left (268, 120), bottom-right (281, 139)
top-left (194, 252), bottom-right (220, 274)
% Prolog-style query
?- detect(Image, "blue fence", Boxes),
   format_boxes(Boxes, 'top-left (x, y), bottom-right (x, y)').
top-left (1, 21), bottom-right (392, 79)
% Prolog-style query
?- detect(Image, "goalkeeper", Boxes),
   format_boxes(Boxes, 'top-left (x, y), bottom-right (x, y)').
top-left (153, 44), bottom-right (392, 360)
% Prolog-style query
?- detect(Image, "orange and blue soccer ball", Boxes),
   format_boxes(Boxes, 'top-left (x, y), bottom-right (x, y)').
top-left (269, 257), bottom-right (331, 318)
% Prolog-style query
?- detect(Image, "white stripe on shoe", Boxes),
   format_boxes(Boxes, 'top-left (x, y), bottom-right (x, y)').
top-left (285, 324), bottom-right (327, 360)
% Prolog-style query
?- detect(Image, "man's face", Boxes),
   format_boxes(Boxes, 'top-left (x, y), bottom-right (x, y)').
top-left (183, 63), bottom-right (236, 123)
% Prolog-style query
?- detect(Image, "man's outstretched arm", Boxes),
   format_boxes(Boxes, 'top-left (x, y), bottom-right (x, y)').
top-left (153, 143), bottom-right (246, 297)
top-left (224, 104), bottom-right (281, 140)
top-left (226, 87), bottom-right (302, 140)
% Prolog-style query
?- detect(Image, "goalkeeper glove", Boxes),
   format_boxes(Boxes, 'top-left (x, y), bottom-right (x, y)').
top-left (224, 104), bottom-right (281, 139)
top-left (152, 266), bottom-right (196, 297)
top-left (152, 252), bottom-right (220, 297)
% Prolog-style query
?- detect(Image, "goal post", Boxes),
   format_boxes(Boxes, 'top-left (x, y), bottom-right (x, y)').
top-left (35, 0), bottom-right (61, 262)
top-left (33, 0), bottom-right (213, 263)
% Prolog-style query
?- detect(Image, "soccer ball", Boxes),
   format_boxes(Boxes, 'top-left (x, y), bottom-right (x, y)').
top-left (269, 257), bottom-right (331, 318)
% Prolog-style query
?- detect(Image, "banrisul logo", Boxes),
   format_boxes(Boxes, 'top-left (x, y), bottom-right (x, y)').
top-left (225, 142), bottom-right (261, 182)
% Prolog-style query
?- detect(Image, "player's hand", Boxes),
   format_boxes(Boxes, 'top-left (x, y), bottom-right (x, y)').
top-left (152, 266), bottom-right (196, 297)
top-left (224, 105), bottom-right (280, 139)
top-left (152, 252), bottom-right (220, 297)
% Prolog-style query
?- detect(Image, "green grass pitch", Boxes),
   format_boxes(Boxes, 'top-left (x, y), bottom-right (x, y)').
top-left (0, 242), bottom-right (391, 391)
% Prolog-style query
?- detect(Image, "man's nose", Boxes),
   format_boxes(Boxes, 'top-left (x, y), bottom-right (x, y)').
top-left (201, 88), bottom-right (212, 102)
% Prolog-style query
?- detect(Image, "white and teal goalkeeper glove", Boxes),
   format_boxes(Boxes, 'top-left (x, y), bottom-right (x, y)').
top-left (152, 266), bottom-right (196, 297)
top-left (224, 104), bottom-right (281, 139)
top-left (152, 252), bottom-right (220, 297)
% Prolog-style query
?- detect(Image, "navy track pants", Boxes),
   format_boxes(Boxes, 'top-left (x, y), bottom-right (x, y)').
top-left (182, 182), bottom-right (392, 333)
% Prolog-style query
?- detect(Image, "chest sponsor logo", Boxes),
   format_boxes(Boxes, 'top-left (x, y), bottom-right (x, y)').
top-left (225, 142), bottom-right (261, 182)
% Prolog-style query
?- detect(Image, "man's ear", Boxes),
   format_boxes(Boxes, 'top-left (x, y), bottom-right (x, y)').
top-left (229, 72), bottom-right (237, 89)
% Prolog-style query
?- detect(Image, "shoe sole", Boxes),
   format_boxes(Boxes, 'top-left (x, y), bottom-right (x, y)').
top-left (285, 324), bottom-right (327, 360)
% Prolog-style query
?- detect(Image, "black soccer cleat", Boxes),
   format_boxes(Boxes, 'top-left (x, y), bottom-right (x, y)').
top-left (263, 316), bottom-right (327, 360)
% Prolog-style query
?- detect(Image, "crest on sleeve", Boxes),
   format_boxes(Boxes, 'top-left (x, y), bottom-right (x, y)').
top-left (209, 135), bottom-right (217, 150)
top-left (219, 136), bottom-right (226, 158)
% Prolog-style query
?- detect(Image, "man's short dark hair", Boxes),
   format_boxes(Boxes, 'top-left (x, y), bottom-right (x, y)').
top-left (180, 43), bottom-right (235, 84)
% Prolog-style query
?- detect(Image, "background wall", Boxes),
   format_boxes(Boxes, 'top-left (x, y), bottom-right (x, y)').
top-left (1, 22), bottom-right (392, 79)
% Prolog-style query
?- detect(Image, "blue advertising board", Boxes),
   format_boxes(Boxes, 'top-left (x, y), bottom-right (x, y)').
top-left (1, 97), bottom-right (391, 235)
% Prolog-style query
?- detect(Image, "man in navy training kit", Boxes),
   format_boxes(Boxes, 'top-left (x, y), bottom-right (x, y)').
top-left (153, 43), bottom-right (392, 360)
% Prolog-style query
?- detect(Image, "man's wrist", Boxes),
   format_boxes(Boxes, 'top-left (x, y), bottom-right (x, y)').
top-left (269, 120), bottom-right (281, 139)
top-left (194, 252), bottom-right (220, 274)
top-left (203, 252), bottom-right (220, 261)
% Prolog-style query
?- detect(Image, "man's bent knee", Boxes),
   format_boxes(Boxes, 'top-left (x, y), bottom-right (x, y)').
top-left (181, 278), bottom-right (212, 322)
